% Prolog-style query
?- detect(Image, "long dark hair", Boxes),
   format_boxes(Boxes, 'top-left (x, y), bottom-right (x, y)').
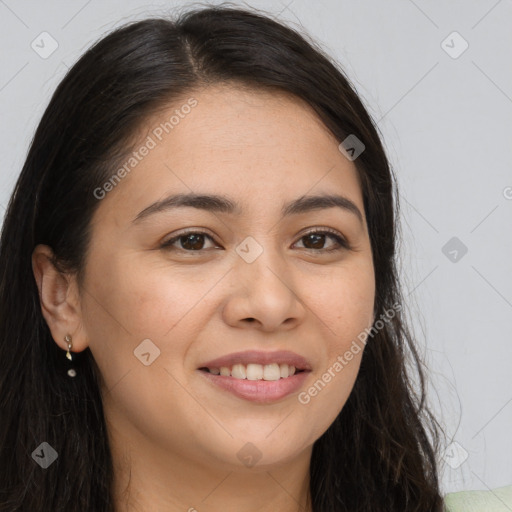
top-left (0, 4), bottom-right (446, 510)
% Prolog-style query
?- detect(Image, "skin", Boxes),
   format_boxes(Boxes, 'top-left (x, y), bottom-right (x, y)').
top-left (32, 84), bottom-right (375, 512)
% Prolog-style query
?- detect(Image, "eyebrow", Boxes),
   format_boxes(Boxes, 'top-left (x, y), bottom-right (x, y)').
top-left (132, 192), bottom-right (364, 226)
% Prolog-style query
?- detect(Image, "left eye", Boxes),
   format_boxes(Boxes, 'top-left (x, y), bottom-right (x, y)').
top-left (295, 231), bottom-right (349, 251)
top-left (161, 230), bottom-right (349, 252)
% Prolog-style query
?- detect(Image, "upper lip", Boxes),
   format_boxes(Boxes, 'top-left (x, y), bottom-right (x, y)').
top-left (198, 350), bottom-right (312, 371)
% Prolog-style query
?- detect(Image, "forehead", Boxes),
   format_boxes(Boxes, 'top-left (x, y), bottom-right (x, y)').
top-left (94, 84), bottom-right (364, 226)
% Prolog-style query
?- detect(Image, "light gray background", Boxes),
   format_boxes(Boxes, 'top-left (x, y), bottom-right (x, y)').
top-left (1, 0), bottom-right (511, 497)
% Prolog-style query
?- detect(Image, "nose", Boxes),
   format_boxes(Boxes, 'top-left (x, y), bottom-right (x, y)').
top-left (221, 242), bottom-right (306, 332)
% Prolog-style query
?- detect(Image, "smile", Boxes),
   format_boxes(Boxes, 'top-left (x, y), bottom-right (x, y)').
top-left (199, 363), bottom-right (304, 380)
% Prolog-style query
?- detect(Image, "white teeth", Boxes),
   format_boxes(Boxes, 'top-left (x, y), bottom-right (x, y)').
top-left (207, 363), bottom-right (300, 380)
top-left (231, 364), bottom-right (246, 379)
top-left (263, 363), bottom-right (281, 381)
top-left (246, 363), bottom-right (263, 380)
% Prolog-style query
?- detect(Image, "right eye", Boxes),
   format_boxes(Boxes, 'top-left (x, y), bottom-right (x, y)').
top-left (160, 230), bottom-right (220, 252)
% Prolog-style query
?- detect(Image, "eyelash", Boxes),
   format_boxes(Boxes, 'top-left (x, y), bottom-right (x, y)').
top-left (160, 227), bottom-right (351, 253)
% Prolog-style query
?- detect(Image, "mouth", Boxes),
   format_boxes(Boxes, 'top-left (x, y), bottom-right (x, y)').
top-left (198, 363), bottom-right (307, 380)
top-left (197, 349), bottom-right (312, 379)
top-left (196, 350), bottom-right (312, 403)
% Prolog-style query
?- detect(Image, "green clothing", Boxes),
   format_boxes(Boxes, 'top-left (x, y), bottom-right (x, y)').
top-left (444, 485), bottom-right (512, 511)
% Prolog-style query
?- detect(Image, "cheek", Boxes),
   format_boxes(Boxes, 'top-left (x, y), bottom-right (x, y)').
top-left (81, 252), bottom-right (225, 388)
top-left (304, 258), bottom-right (375, 345)
top-left (292, 260), bottom-right (374, 437)
top-left (295, 296), bottom-right (371, 443)
top-left (80, 259), bottom-right (179, 386)
top-left (84, 254), bottom-right (206, 334)
top-left (82, 258), bottom-right (213, 449)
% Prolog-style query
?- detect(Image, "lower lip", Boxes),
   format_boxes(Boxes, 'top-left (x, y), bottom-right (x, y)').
top-left (198, 369), bottom-right (310, 404)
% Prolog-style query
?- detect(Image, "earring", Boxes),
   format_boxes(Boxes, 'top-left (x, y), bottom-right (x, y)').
top-left (64, 334), bottom-right (77, 378)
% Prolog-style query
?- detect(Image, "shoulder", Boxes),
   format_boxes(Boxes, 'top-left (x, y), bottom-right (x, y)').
top-left (444, 484), bottom-right (512, 511)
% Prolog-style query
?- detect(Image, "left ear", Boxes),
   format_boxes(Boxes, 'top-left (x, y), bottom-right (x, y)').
top-left (31, 244), bottom-right (89, 353)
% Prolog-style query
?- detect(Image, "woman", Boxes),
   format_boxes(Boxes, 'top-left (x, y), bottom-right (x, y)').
top-left (0, 5), bottom-right (446, 511)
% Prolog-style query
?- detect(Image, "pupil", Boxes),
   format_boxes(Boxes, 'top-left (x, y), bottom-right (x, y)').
top-left (305, 233), bottom-right (324, 249)
top-left (182, 234), bottom-right (204, 250)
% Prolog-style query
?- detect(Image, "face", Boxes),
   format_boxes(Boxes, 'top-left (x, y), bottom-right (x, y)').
top-left (70, 85), bottom-right (375, 472)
